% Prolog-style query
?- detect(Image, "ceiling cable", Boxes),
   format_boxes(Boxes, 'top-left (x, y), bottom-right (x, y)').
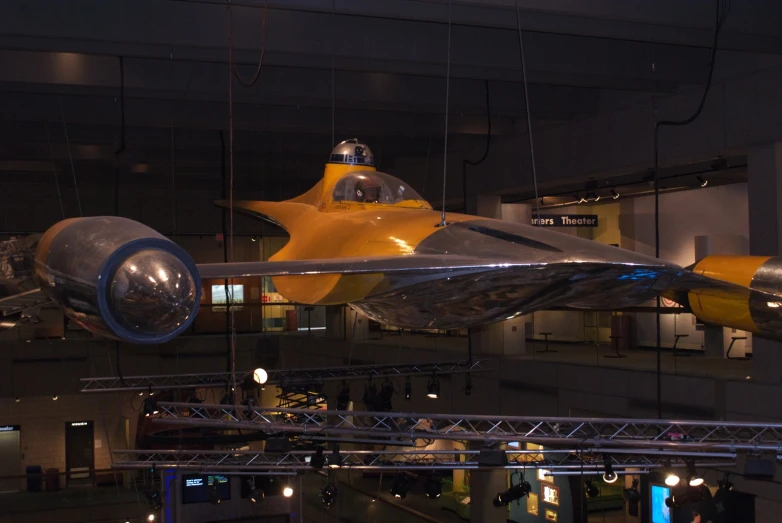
top-left (439, 0), bottom-right (452, 227)
top-left (44, 122), bottom-right (65, 220)
top-left (227, 4), bottom-right (238, 407)
top-left (331, 0), bottom-right (336, 146)
top-left (233, 0), bottom-right (269, 88)
top-left (57, 96), bottom-right (83, 217)
top-left (515, 0), bottom-right (540, 226)
top-left (462, 80), bottom-right (491, 213)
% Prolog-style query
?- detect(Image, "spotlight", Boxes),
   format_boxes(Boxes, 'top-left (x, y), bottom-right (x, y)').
top-left (494, 480), bottom-right (531, 506)
top-left (143, 397), bottom-right (159, 417)
top-left (686, 461), bottom-right (703, 487)
top-left (253, 367), bottom-right (268, 385)
top-left (283, 485), bottom-right (294, 498)
top-left (426, 373), bottom-right (440, 399)
top-left (377, 377), bottom-right (394, 411)
top-left (390, 475), bottom-right (410, 499)
top-left (310, 447), bottom-right (326, 469)
top-left (611, 188), bottom-right (620, 200)
top-left (336, 381), bottom-right (350, 410)
top-left (52, 394), bottom-right (58, 401)
top-left (145, 488), bottom-right (163, 510)
top-left (464, 374), bottom-right (472, 396)
top-left (251, 236), bottom-right (257, 242)
top-left (697, 176), bottom-right (708, 187)
top-left (665, 472), bottom-right (681, 487)
top-left (425, 477), bottom-right (442, 499)
top-left (209, 481), bottom-right (222, 505)
top-left (328, 448), bottom-right (342, 469)
top-left (320, 484), bottom-right (338, 507)
top-left (14, 397), bottom-right (20, 403)
top-left (147, 514), bottom-right (156, 522)
top-left (125, 518), bottom-right (131, 523)
top-left (602, 455), bottom-right (618, 484)
top-left (247, 478), bottom-right (264, 504)
top-left (624, 478), bottom-right (641, 503)
top-left (585, 480), bottom-right (599, 498)
top-left (404, 377), bottom-right (412, 401)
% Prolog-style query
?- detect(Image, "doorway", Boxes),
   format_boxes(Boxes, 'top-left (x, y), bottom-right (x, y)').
top-left (0, 425), bottom-right (22, 493)
top-left (65, 421), bottom-right (94, 486)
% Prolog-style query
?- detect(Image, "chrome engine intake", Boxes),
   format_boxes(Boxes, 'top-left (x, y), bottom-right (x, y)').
top-left (34, 217), bottom-right (201, 344)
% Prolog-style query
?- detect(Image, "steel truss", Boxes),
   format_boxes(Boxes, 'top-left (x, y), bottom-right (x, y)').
top-left (112, 449), bottom-right (736, 473)
top-left (80, 360), bottom-right (489, 393)
top-left (153, 403), bottom-right (782, 452)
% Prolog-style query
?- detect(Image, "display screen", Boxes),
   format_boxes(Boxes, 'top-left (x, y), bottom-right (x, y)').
top-left (650, 485), bottom-right (671, 523)
top-left (182, 474), bottom-right (231, 504)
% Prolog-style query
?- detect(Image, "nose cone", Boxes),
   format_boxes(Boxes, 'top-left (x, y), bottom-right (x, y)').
top-left (109, 249), bottom-right (198, 337)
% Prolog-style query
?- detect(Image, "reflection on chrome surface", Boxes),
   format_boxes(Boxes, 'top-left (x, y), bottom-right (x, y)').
top-left (110, 249), bottom-right (197, 336)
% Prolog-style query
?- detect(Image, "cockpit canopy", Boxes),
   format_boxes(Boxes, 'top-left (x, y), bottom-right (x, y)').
top-left (332, 171), bottom-right (427, 207)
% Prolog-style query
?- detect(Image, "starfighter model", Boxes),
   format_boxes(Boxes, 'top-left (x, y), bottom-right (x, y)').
top-left (2, 139), bottom-right (780, 344)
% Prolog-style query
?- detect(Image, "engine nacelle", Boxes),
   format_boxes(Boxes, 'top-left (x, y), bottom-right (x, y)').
top-left (35, 217), bottom-right (201, 344)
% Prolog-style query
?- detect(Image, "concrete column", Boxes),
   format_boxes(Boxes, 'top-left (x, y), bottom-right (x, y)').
top-left (468, 441), bottom-right (508, 523)
top-left (469, 199), bottom-right (531, 357)
top-left (694, 235), bottom-right (751, 358)
top-left (748, 143), bottom-right (782, 384)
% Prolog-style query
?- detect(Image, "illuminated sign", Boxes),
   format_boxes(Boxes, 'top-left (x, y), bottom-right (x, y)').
top-left (70, 422), bottom-right (89, 427)
top-left (185, 478), bottom-right (204, 488)
top-left (531, 214), bottom-right (599, 227)
top-left (0, 425), bottom-right (20, 432)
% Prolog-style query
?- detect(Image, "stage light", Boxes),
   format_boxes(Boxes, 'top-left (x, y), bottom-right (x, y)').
top-left (209, 481), bottom-right (222, 505)
top-left (426, 373), bottom-right (440, 399)
top-left (425, 477), bottom-right (442, 499)
top-left (247, 478), bottom-right (264, 504)
top-left (147, 514), bottom-right (155, 522)
top-left (464, 374), bottom-right (472, 396)
top-left (283, 485), bottom-right (294, 498)
top-left (390, 475), bottom-right (409, 499)
top-left (125, 518), bottom-right (130, 523)
top-left (377, 377), bottom-right (395, 411)
top-left (14, 397), bottom-right (20, 403)
top-left (602, 455), bottom-right (618, 483)
top-left (494, 480), bottom-right (531, 506)
top-left (143, 397), bottom-right (159, 417)
top-left (253, 368), bottom-right (268, 385)
top-left (52, 394), bottom-right (58, 401)
top-left (145, 488), bottom-right (162, 510)
top-left (337, 381), bottom-right (350, 410)
top-left (665, 472), bottom-right (681, 487)
top-left (585, 480), bottom-right (599, 498)
top-left (320, 484), bottom-right (338, 506)
top-left (404, 377), bottom-right (412, 400)
top-left (310, 447), bottom-right (326, 469)
top-left (328, 448), bottom-right (342, 469)
top-left (697, 176), bottom-right (708, 187)
top-left (624, 478), bottom-right (641, 502)
top-left (686, 462), bottom-right (703, 486)
top-left (611, 188), bottom-right (620, 199)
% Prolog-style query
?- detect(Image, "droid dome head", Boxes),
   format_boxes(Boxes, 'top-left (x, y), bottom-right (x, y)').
top-left (329, 139), bottom-right (374, 167)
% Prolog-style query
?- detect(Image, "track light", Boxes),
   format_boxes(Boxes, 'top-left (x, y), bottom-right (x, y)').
top-left (252, 367), bottom-right (268, 384)
top-left (425, 477), bottom-right (442, 499)
top-left (494, 480), bottom-right (531, 506)
top-left (320, 484), bottom-right (338, 507)
top-left (143, 397), bottom-right (159, 417)
top-left (426, 373), bottom-right (440, 399)
top-left (52, 394), bottom-right (58, 401)
top-left (390, 475), bottom-right (409, 499)
top-left (310, 447), bottom-right (326, 469)
top-left (697, 175), bottom-right (708, 187)
top-left (209, 481), bottom-right (222, 505)
top-left (404, 377), bottom-right (412, 400)
top-left (283, 485), bottom-right (294, 498)
top-left (611, 188), bottom-right (620, 200)
top-left (147, 514), bottom-right (155, 522)
top-left (585, 480), bottom-right (599, 498)
top-left (14, 397), bottom-right (20, 403)
top-left (337, 381), bottom-right (350, 410)
top-left (602, 455), bottom-right (618, 483)
top-left (247, 478), bottom-right (264, 504)
top-left (328, 448), bottom-right (342, 469)
top-left (125, 518), bottom-right (131, 523)
top-left (464, 374), bottom-right (472, 396)
top-left (686, 461), bottom-right (703, 487)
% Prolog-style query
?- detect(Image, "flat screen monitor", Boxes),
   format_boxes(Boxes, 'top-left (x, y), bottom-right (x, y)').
top-left (650, 484), bottom-right (671, 523)
top-left (182, 474), bottom-right (231, 504)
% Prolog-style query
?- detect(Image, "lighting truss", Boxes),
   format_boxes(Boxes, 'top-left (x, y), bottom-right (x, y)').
top-left (111, 449), bottom-right (736, 473)
top-left (80, 360), bottom-right (489, 393)
top-left (153, 403), bottom-right (782, 452)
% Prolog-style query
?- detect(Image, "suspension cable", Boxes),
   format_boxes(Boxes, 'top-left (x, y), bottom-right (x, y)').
top-left (439, 0), bottom-right (453, 227)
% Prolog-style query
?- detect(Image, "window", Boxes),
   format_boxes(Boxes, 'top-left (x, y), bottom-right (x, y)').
top-left (332, 171), bottom-right (425, 205)
top-left (211, 284), bottom-right (244, 312)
